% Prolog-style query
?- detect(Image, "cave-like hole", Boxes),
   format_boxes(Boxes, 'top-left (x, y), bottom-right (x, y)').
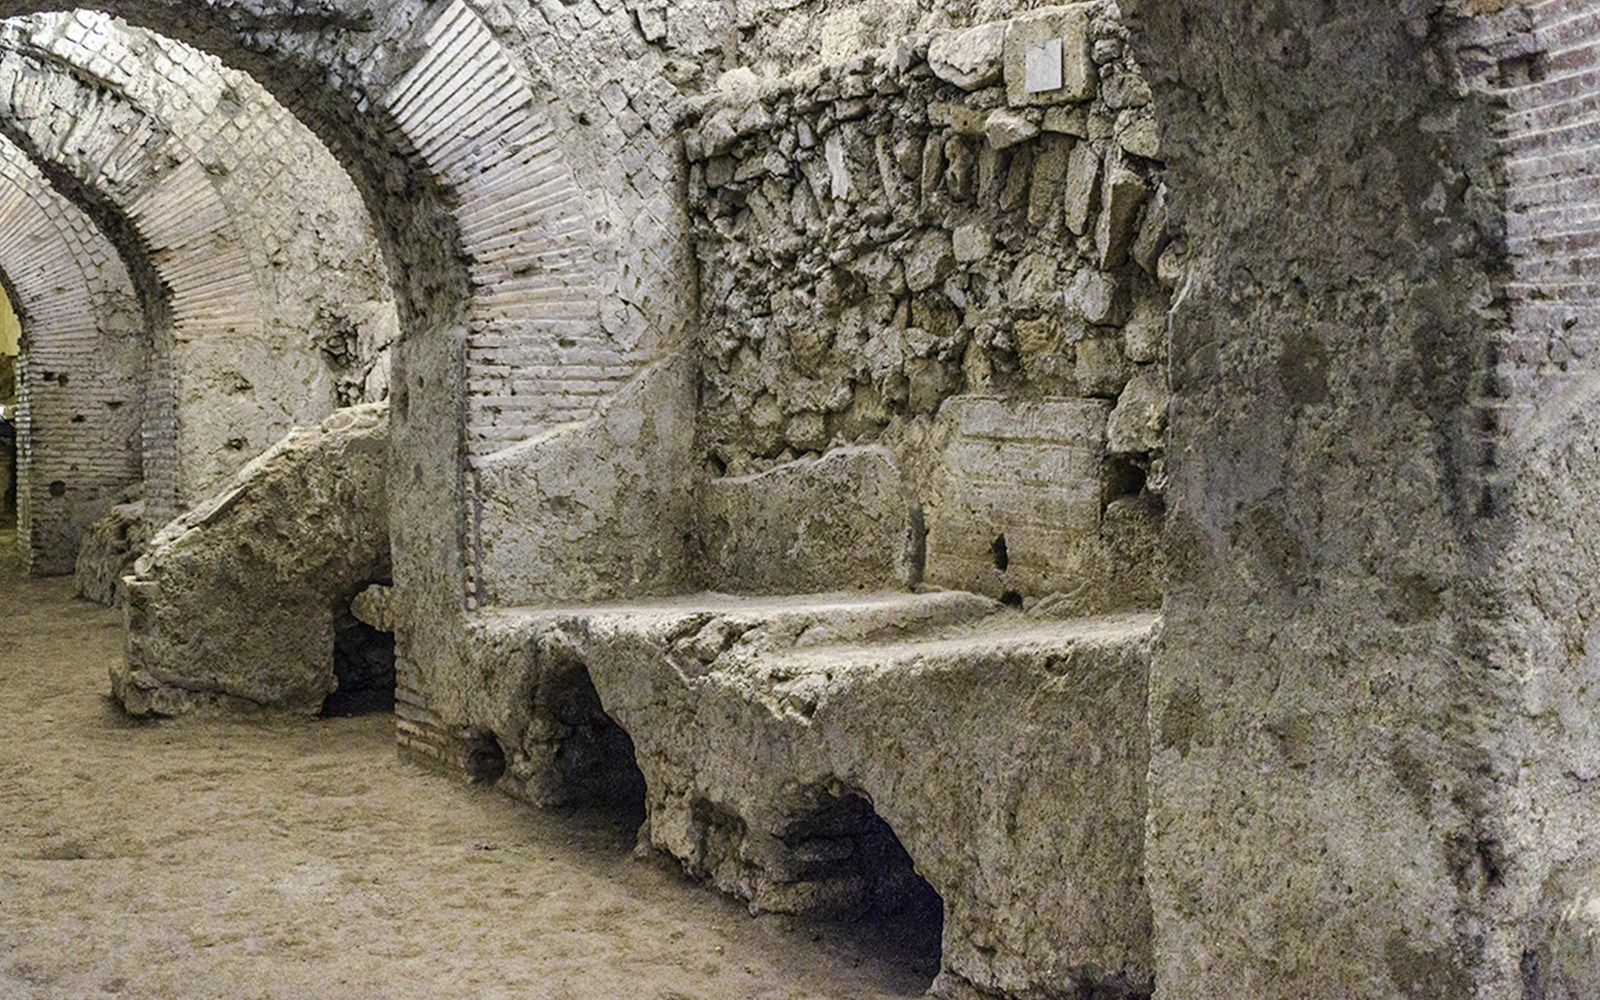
top-left (1103, 456), bottom-right (1147, 505)
top-left (464, 731), bottom-right (507, 784)
top-left (991, 534), bottom-right (1009, 572)
top-left (773, 792), bottom-right (944, 990)
top-left (321, 610), bottom-right (396, 717)
top-left (548, 660), bottom-right (647, 825)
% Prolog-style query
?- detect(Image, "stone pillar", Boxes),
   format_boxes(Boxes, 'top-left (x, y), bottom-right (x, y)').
top-left (1120, 0), bottom-right (1569, 995)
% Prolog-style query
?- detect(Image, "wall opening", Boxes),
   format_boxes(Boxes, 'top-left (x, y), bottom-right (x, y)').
top-left (321, 608), bottom-right (396, 718)
top-left (773, 791), bottom-right (945, 992)
top-left (546, 659), bottom-right (648, 824)
top-left (0, 282), bottom-right (17, 528)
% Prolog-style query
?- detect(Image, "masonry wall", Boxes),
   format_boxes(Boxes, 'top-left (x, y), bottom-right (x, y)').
top-left (0, 139), bottom-right (143, 575)
top-left (1122, 0), bottom-right (1553, 995)
top-left (685, 4), bottom-right (1169, 608)
top-left (0, 13), bottom-right (397, 526)
top-left (1462, 4), bottom-right (1600, 994)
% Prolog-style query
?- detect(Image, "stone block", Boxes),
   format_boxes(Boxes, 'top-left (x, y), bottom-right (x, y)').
top-left (928, 23), bottom-right (1006, 90)
top-left (952, 223), bottom-right (995, 263)
top-left (113, 404), bottom-right (391, 716)
top-left (1004, 7), bottom-right (1096, 107)
top-left (1063, 140), bottom-right (1102, 235)
top-left (1097, 158), bottom-right (1150, 269)
top-left (985, 109), bottom-right (1040, 150)
top-left (699, 446), bottom-right (919, 594)
top-left (924, 395), bottom-right (1117, 600)
top-left (1076, 336), bottom-right (1131, 398)
top-left (1067, 267), bottom-right (1130, 327)
top-left (1123, 298), bottom-right (1167, 364)
top-left (1107, 368), bottom-right (1168, 455)
top-left (74, 499), bottom-right (146, 608)
top-left (904, 230), bottom-right (956, 292)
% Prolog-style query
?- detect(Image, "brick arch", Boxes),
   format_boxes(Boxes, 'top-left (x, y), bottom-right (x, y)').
top-left (0, 16), bottom-right (407, 526)
top-left (1, 0), bottom-right (614, 440)
top-left (0, 0), bottom-right (631, 570)
top-left (0, 138), bottom-right (144, 575)
top-left (0, 44), bottom-right (268, 519)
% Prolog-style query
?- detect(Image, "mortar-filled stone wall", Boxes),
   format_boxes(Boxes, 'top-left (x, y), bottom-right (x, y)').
top-left (685, 3), bottom-right (1170, 609)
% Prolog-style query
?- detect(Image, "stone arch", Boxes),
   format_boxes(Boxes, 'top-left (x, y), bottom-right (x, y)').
top-left (0, 18), bottom-right (399, 517)
top-left (0, 0), bottom-right (698, 705)
top-left (0, 137), bottom-right (143, 574)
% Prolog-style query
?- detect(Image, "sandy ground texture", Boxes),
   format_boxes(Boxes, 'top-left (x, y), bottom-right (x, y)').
top-left (0, 531), bottom-right (940, 999)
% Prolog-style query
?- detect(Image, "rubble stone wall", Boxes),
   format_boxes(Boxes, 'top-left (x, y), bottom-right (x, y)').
top-left (685, 4), bottom-right (1169, 608)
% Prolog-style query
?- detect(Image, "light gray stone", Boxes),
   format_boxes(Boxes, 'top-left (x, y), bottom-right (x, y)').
top-left (1064, 140), bottom-right (1102, 235)
top-left (985, 109), bottom-right (1040, 150)
top-left (952, 223), bottom-right (994, 263)
top-left (115, 404), bottom-right (390, 717)
top-left (1108, 369), bottom-right (1168, 455)
top-left (1004, 8), bottom-right (1096, 107)
top-left (904, 230), bottom-right (956, 293)
top-left (928, 23), bottom-right (1006, 90)
top-left (1076, 337), bottom-right (1131, 398)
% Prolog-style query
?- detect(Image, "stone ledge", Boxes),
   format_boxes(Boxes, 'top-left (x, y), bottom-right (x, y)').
top-left (452, 591), bottom-right (1156, 999)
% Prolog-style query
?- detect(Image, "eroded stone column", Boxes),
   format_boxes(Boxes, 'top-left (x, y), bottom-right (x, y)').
top-left (1123, 0), bottom-right (1533, 995)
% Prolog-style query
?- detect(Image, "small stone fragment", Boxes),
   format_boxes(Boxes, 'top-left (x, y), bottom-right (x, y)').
top-left (1076, 337), bottom-right (1131, 398)
top-left (1010, 253), bottom-right (1062, 310)
top-left (1066, 268), bottom-right (1129, 327)
top-left (986, 109), bottom-right (1041, 150)
top-left (904, 231), bottom-right (957, 293)
top-left (953, 223), bottom-right (994, 263)
top-left (1123, 299), bottom-right (1167, 364)
top-left (1118, 111), bottom-right (1161, 160)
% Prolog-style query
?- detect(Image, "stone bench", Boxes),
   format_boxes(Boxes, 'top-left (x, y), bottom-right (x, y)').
top-left (456, 590), bottom-right (1157, 999)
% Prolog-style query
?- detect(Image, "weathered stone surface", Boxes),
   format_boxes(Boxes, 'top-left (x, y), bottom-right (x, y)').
top-left (1108, 369), bottom-right (1167, 455)
top-left (1096, 157), bottom-right (1150, 269)
top-left (474, 358), bottom-right (698, 607)
top-left (1004, 7), bottom-right (1096, 107)
top-left (472, 597), bottom-right (1157, 999)
top-left (699, 447), bottom-right (920, 595)
top-left (904, 229), bottom-right (956, 293)
top-left (924, 395), bottom-right (1157, 611)
top-left (984, 109), bottom-right (1039, 150)
top-left (1063, 140), bottom-right (1102, 235)
top-left (1077, 337), bottom-right (1132, 398)
top-left (114, 404), bottom-right (389, 717)
top-left (351, 584), bottom-right (395, 633)
top-left (1068, 267), bottom-right (1130, 327)
top-left (73, 499), bottom-right (146, 608)
top-left (928, 23), bottom-right (1006, 90)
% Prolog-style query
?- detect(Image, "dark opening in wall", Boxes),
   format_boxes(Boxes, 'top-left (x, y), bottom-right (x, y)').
top-left (464, 730), bottom-right (508, 784)
top-left (321, 611), bottom-right (396, 717)
top-left (1103, 457), bottom-right (1147, 506)
top-left (771, 791), bottom-right (944, 991)
top-left (546, 660), bottom-right (648, 823)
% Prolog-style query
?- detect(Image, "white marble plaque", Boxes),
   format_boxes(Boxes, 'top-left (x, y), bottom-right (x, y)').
top-left (1025, 38), bottom-right (1064, 94)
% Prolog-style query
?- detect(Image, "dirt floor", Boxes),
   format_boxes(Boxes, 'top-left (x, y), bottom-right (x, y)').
top-left (0, 531), bottom-right (941, 999)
